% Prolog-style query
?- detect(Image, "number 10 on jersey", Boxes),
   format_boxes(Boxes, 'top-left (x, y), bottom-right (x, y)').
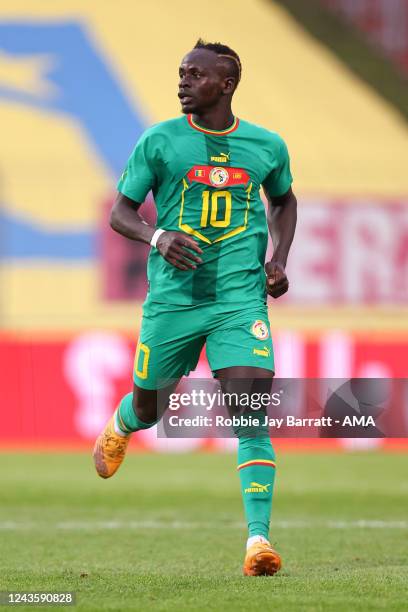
top-left (200, 190), bottom-right (232, 228)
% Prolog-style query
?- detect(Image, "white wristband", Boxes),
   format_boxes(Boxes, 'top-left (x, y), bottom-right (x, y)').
top-left (150, 228), bottom-right (166, 248)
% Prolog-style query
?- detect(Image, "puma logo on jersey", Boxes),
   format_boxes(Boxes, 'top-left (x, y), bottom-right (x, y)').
top-left (210, 151), bottom-right (230, 162)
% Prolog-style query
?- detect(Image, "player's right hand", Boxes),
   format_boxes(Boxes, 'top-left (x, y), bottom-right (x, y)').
top-left (156, 231), bottom-right (203, 270)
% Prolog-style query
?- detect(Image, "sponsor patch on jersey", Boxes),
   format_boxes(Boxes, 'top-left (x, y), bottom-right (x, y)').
top-left (251, 320), bottom-right (269, 340)
top-left (209, 167), bottom-right (229, 187)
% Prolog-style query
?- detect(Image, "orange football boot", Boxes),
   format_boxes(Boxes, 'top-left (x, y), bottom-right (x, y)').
top-left (243, 541), bottom-right (282, 576)
top-left (93, 416), bottom-right (131, 479)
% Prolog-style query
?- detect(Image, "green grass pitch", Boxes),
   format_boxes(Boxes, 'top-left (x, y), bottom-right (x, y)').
top-left (0, 451), bottom-right (407, 610)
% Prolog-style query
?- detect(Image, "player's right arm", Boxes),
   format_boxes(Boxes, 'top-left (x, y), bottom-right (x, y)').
top-left (111, 129), bottom-right (203, 271)
top-left (110, 194), bottom-right (202, 270)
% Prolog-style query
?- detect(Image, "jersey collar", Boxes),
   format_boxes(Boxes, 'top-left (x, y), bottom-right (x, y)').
top-left (187, 114), bottom-right (239, 136)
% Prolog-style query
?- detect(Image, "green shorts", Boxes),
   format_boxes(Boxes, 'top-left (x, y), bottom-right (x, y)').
top-left (133, 299), bottom-right (274, 390)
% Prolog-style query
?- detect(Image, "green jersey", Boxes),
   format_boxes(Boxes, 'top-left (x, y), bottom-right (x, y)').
top-left (117, 114), bottom-right (292, 305)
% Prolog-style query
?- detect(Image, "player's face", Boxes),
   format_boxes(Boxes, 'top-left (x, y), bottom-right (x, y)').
top-left (178, 49), bottom-right (229, 114)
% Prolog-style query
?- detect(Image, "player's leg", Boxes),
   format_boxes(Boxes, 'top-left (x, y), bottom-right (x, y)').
top-left (206, 305), bottom-right (280, 575)
top-left (217, 368), bottom-right (276, 544)
top-left (93, 302), bottom-right (204, 478)
top-left (114, 381), bottom-right (179, 434)
top-left (216, 367), bottom-right (280, 576)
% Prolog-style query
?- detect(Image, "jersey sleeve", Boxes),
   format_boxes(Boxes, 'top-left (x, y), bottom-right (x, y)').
top-left (117, 132), bottom-right (157, 202)
top-left (262, 135), bottom-right (293, 197)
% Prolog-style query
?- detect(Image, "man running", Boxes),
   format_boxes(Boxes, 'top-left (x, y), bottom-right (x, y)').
top-left (94, 39), bottom-right (297, 576)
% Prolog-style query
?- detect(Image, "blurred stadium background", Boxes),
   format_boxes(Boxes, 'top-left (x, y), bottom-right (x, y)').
top-left (1, 0), bottom-right (407, 451)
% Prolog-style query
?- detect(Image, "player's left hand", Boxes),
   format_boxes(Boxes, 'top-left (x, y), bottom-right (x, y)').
top-left (265, 261), bottom-right (289, 298)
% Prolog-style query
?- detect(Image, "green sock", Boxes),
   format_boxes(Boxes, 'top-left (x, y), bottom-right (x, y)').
top-left (237, 435), bottom-right (276, 539)
top-left (115, 392), bottom-right (158, 434)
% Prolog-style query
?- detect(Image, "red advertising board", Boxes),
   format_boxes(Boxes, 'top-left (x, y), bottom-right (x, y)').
top-left (1, 332), bottom-right (407, 450)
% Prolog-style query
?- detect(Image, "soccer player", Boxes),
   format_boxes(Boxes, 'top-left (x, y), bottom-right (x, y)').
top-left (94, 39), bottom-right (297, 576)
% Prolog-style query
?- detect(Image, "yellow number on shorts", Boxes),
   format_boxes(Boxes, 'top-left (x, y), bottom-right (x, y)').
top-left (200, 190), bottom-right (232, 228)
top-left (134, 342), bottom-right (150, 379)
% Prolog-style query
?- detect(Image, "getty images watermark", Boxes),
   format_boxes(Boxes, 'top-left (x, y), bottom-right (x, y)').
top-left (157, 378), bottom-right (408, 438)
top-left (168, 387), bottom-right (283, 411)
top-left (168, 391), bottom-right (283, 429)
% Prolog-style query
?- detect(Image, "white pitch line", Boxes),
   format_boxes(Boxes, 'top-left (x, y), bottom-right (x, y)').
top-left (0, 519), bottom-right (406, 530)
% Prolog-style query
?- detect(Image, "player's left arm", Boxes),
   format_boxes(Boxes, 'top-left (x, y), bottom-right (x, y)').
top-left (264, 187), bottom-right (297, 298)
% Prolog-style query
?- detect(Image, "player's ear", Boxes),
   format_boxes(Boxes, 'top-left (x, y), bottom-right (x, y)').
top-left (223, 76), bottom-right (237, 95)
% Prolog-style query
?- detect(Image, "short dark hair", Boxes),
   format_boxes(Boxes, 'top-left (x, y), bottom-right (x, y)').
top-left (194, 38), bottom-right (242, 85)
